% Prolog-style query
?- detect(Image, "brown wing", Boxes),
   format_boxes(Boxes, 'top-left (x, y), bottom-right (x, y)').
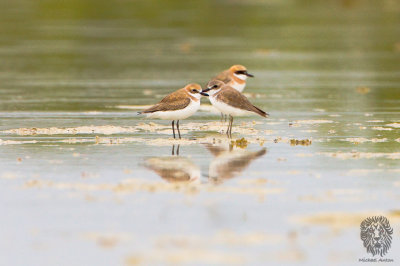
top-left (213, 69), bottom-right (232, 84)
top-left (216, 87), bottom-right (268, 117)
top-left (142, 89), bottom-right (190, 113)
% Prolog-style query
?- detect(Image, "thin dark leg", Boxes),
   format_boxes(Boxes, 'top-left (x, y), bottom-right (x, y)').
top-left (172, 120), bottom-right (176, 139)
top-left (226, 118), bottom-right (231, 137)
top-left (225, 115), bottom-right (227, 122)
top-left (176, 144), bottom-right (180, 155)
top-left (177, 120), bottom-right (181, 139)
top-left (229, 116), bottom-right (234, 138)
top-left (220, 112), bottom-right (224, 122)
top-left (172, 144), bottom-right (175, 155)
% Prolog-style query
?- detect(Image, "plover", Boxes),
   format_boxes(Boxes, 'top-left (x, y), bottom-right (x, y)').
top-left (139, 83), bottom-right (208, 139)
top-left (210, 64), bottom-right (254, 121)
top-left (211, 64), bottom-right (254, 92)
top-left (202, 80), bottom-right (268, 138)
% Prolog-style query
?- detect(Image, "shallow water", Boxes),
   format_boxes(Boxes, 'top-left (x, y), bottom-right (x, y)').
top-left (1, 0), bottom-right (400, 265)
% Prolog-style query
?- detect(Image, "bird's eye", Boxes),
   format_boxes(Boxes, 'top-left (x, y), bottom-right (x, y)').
top-left (213, 85), bottom-right (218, 88)
top-left (192, 89), bottom-right (197, 93)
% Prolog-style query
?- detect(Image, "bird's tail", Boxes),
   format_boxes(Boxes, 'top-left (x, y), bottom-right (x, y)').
top-left (252, 105), bottom-right (269, 118)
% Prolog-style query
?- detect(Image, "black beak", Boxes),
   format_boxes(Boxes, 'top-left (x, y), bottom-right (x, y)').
top-left (200, 92), bottom-right (209, 96)
top-left (202, 88), bottom-right (211, 93)
top-left (246, 71), bottom-right (254, 77)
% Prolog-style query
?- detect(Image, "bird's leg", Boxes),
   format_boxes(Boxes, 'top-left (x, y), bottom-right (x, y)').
top-left (220, 112), bottom-right (224, 123)
top-left (226, 118), bottom-right (231, 138)
top-left (172, 120), bottom-right (176, 139)
top-left (172, 144), bottom-right (175, 155)
top-left (177, 120), bottom-right (181, 139)
top-left (225, 115), bottom-right (227, 122)
top-left (229, 115), bottom-right (234, 138)
top-left (177, 144), bottom-right (180, 155)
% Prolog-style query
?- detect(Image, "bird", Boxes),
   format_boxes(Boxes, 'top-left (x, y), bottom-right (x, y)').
top-left (138, 83), bottom-right (208, 139)
top-left (209, 64), bottom-right (254, 121)
top-left (212, 64), bottom-right (254, 92)
top-left (202, 80), bottom-right (268, 138)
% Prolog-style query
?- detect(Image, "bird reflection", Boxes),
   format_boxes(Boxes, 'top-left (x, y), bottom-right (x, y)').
top-left (204, 143), bottom-right (267, 184)
top-left (143, 145), bottom-right (200, 183)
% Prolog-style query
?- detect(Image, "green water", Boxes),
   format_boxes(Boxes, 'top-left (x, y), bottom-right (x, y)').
top-left (0, 0), bottom-right (399, 265)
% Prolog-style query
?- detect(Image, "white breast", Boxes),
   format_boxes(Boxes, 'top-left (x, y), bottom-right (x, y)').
top-left (146, 99), bottom-right (200, 120)
top-left (229, 81), bottom-right (246, 92)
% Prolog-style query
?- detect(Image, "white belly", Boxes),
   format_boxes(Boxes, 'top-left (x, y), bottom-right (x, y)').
top-left (146, 100), bottom-right (200, 120)
top-left (209, 96), bottom-right (253, 117)
top-left (230, 81), bottom-right (246, 92)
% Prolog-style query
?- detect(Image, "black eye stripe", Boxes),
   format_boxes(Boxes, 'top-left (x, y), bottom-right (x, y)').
top-left (235, 70), bottom-right (246, 75)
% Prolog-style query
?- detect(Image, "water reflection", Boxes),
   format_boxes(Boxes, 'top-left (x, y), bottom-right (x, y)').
top-left (143, 145), bottom-right (200, 183)
top-left (143, 144), bottom-right (267, 184)
top-left (204, 144), bottom-right (267, 185)
top-left (171, 144), bottom-right (180, 156)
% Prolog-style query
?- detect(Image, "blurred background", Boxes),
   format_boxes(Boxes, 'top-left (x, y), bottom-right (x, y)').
top-left (0, 0), bottom-right (399, 265)
top-left (1, 0), bottom-right (399, 112)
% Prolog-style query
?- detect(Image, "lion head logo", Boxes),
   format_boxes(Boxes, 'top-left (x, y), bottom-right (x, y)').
top-left (360, 216), bottom-right (393, 257)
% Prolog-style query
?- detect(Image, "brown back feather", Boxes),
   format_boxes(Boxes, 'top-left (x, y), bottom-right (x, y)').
top-left (213, 69), bottom-right (232, 84)
top-left (142, 88), bottom-right (190, 113)
top-left (216, 86), bottom-right (268, 117)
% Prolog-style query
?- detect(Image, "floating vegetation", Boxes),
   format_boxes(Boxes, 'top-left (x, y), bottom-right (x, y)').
top-left (232, 138), bottom-right (249, 148)
top-left (290, 139), bottom-right (312, 146)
